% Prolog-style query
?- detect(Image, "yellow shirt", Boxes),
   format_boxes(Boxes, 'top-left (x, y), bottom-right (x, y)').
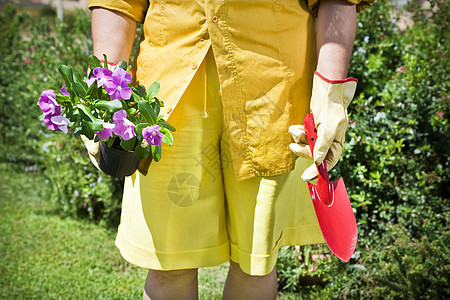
top-left (88, 0), bottom-right (373, 180)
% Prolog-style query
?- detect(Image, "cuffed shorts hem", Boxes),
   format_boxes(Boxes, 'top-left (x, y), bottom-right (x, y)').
top-left (230, 224), bottom-right (324, 276)
top-left (116, 222), bottom-right (324, 276)
top-left (115, 225), bottom-right (231, 271)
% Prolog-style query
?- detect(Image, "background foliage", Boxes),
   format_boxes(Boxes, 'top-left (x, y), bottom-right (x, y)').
top-left (0, 5), bottom-right (124, 227)
top-left (0, 0), bottom-right (448, 298)
top-left (281, 0), bottom-right (449, 297)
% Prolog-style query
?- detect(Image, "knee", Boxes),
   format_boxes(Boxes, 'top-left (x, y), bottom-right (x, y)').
top-left (146, 268), bottom-right (198, 287)
top-left (229, 261), bottom-right (277, 283)
top-left (143, 268), bottom-right (198, 300)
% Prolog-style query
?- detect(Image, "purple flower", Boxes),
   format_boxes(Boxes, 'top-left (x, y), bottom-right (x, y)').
top-left (112, 110), bottom-right (135, 140)
top-left (95, 122), bottom-right (115, 141)
top-left (39, 90), bottom-right (61, 117)
top-left (39, 89), bottom-right (70, 133)
top-left (87, 67), bottom-right (113, 88)
top-left (43, 115), bottom-right (70, 133)
top-left (60, 85), bottom-right (69, 96)
top-left (143, 125), bottom-right (164, 146)
top-left (104, 68), bottom-right (132, 100)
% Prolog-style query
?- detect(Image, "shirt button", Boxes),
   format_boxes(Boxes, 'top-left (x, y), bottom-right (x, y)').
top-left (191, 62), bottom-right (198, 70)
top-left (211, 16), bottom-right (218, 23)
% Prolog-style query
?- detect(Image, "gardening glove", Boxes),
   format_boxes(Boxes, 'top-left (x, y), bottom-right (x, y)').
top-left (81, 134), bottom-right (102, 171)
top-left (289, 71), bottom-right (357, 181)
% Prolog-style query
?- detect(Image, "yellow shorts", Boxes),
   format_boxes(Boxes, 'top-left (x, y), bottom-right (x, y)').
top-left (115, 49), bottom-right (324, 276)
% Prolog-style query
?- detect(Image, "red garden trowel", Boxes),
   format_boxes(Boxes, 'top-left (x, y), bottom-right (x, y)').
top-left (303, 113), bottom-right (358, 262)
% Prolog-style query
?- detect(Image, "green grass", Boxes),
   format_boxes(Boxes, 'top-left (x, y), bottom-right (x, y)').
top-left (0, 162), bottom-right (228, 299)
top-left (0, 162), bottom-right (305, 299)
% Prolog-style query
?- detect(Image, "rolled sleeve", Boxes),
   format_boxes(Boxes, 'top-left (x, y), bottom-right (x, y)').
top-left (305, 0), bottom-right (375, 17)
top-left (88, 0), bottom-right (149, 23)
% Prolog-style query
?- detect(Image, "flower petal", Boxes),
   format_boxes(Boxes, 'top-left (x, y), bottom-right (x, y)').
top-left (142, 125), bottom-right (163, 146)
top-left (112, 110), bottom-right (126, 121)
top-left (113, 67), bottom-right (132, 83)
top-left (60, 85), bottom-right (69, 96)
top-left (51, 115), bottom-right (70, 126)
top-left (119, 86), bottom-right (132, 100)
top-left (96, 126), bottom-right (114, 140)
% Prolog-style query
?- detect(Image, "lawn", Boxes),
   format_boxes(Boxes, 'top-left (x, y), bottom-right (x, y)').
top-left (0, 162), bottom-right (229, 299)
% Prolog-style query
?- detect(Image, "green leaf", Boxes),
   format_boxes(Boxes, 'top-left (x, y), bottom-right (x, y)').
top-left (107, 137), bottom-right (115, 148)
top-left (58, 65), bottom-right (76, 98)
top-left (147, 81), bottom-right (160, 99)
top-left (55, 94), bottom-right (69, 104)
top-left (151, 145), bottom-right (162, 162)
top-left (150, 98), bottom-right (161, 116)
top-left (159, 127), bottom-right (173, 146)
top-left (135, 123), bottom-right (150, 135)
top-left (103, 54), bottom-right (108, 68)
top-left (117, 60), bottom-right (128, 70)
top-left (78, 104), bottom-right (103, 130)
top-left (138, 100), bottom-right (157, 124)
top-left (135, 143), bottom-right (151, 160)
top-left (86, 121), bottom-right (103, 132)
top-left (157, 119), bottom-right (176, 132)
top-left (78, 104), bottom-right (94, 121)
top-left (132, 85), bottom-right (146, 98)
top-left (94, 99), bottom-right (123, 113)
top-left (87, 81), bottom-right (98, 98)
top-left (73, 72), bottom-right (88, 97)
top-left (88, 55), bottom-right (102, 70)
top-left (81, 121), bottom-right (95, 140)
top-left (120, 137), bottom-right (136, 151)
top-left (131, 92), bottom-right (142, 103)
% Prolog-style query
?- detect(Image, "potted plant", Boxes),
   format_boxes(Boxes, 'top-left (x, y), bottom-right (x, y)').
top-left (38, 55), bottom-right (175, 177)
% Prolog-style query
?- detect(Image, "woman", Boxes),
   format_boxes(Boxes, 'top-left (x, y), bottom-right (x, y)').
top-left (86, 0), bottom-right (373, 298)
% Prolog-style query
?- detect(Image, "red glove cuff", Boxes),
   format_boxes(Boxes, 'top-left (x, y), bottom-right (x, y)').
top-left (314, 71), bottom-right (358, 84)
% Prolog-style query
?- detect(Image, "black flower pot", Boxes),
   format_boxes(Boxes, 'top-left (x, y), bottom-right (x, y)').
top-left (99, 142), bottom-right (141, 177)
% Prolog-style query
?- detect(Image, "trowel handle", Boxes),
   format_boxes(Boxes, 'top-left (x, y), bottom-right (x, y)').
top-left (303, 113), bottom-right (332, 204)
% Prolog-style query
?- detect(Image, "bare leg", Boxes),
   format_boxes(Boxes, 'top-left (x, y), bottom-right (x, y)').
top-left (143, 268), bottom-right (198, 300)
top-left (222, 261), bottom-right (278, 300)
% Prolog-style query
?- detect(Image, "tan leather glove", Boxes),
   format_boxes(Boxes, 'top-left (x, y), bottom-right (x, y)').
top-left (290, 71), bottom-right (357, 181)
top-left (81, 135), bottom-right (102, 171)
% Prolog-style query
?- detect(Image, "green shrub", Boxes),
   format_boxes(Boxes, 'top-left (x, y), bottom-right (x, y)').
top-left (342, 0), bottom-right (449, 241)
top-left (0, 5), bottom-right (44, 164)
top-left (0, 5), bottom-right (124, 226)
top-left (368, 222), bottom-right (450, 299)
top-left (277, 0), bottom-right (449, 296)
